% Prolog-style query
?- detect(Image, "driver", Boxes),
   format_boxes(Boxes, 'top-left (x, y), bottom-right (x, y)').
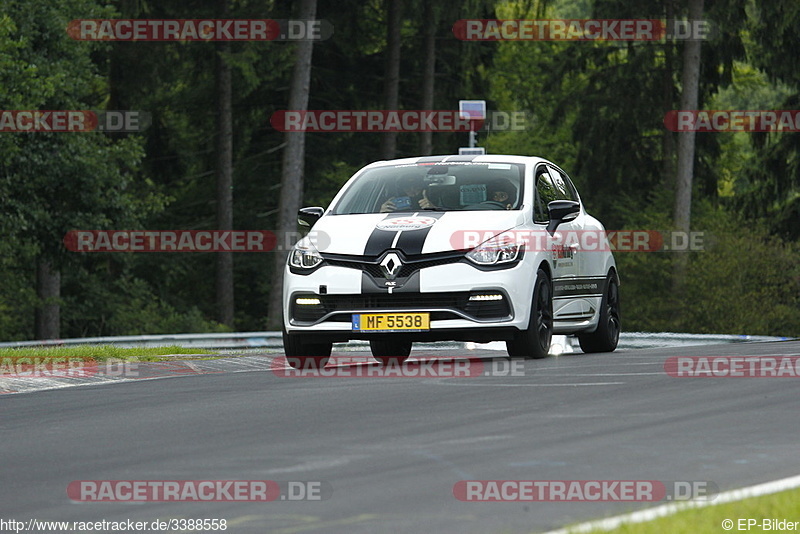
top-left (487, 180), bottom-right (517, 209)
top-left (380, 174), bottom-right (436, 212)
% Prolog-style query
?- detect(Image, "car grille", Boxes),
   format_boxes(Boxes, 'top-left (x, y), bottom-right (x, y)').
top-left (322, 251), bottom-right (465, 279)
top-left (290, 291), bottom-right (511, 324)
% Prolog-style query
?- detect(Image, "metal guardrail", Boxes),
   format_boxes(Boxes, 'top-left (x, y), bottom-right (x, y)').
top-left (0, 332), bottom-right (283, 350)
top-left (615, 332), bottom-right (793, 350)
top-left (0, 331), bottom-right (792, 351)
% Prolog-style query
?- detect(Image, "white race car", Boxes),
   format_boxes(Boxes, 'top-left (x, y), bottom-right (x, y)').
top-left (283, 155), bottom-right (620, 368)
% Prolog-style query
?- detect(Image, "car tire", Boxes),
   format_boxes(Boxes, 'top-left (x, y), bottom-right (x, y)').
top-left (577, 273), bottom-right (620, 353)
top-left (282, 329), bottom-right (332, 369)
top-left (369, 337), bottom-right (412, 366)
top-left (506, 268), bottom-right (553, 359)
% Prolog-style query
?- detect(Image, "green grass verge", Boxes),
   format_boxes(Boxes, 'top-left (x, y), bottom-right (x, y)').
top-left (0, 344), bottom-right (215, 362)
top-left (576, 486), bottom-right (800, 533)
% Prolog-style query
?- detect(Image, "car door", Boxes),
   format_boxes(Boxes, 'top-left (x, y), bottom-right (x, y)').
top-left (534, 165), bottom-right (579, 317)
top-left (547, 165), bottom-right (603, 323)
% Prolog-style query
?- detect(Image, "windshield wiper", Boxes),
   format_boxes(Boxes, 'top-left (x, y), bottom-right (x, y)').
top-left (335, 212), bottom-right (381, 215)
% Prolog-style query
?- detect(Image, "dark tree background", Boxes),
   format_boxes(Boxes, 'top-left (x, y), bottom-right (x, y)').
top-left (1, 0), bottom-right (797, 340)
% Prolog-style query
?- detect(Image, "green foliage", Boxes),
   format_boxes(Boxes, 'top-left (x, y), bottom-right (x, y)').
top-left (0, 0), bottom-right (159, 254)
top-left (709, 62), bottom-right (791, 198)
top-left (62, 273), bottom-right (230, 336)
top-left (616, 204), bottom-right (800, 337)
top-left (104, 278), bottom-right (231, 336)
top-left (607, 195), bottom-right (677, 333)
top-left (732, 0), bottom-right (800, 238)
top-left (679, 207), bottom-right (800, 336)
top-left (583, 486), bottom-right (800, 534)
top-left (0, 345), bottom-right (214, 361)
top-left (0, 0), bottom-right (165, 338)
top-left (0, 239), bottom-right (37, 341)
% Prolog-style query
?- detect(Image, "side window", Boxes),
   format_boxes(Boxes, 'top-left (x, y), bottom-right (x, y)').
top-left (549, 166), bottom-right (579, 202)
top-left (534, 166), bottom-right (558, 222)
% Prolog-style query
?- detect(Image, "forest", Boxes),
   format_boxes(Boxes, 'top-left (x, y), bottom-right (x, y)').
top-left (1, 0), bottom-right (798, 341)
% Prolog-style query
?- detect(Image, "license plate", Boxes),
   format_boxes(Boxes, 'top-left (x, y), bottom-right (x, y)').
top-left (352, 313), bottom-right (430, 332)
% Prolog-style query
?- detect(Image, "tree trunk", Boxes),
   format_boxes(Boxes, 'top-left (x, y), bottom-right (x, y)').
top-left (35, 258), bottom-right (60, 340)
top-left (216, 0), bottom-right (235, 328)
top-left (380, 0), bottom-right (402, 159)
top-left (661, 0), bottom-right (676, 188)
top-left (673, 0), bottom-right (704, 233)
top-left (419, 1), bottom-right (436, 156)
top-left (672, 0), bottom-right (704, 293)
top-left (266, 0), bottom-right (318, 329)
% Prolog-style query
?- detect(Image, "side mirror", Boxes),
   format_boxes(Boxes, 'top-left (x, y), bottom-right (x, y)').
top-left (298, 207), bottom-right (324, 227)
top-left (546, 200), bottom-right (580, 235)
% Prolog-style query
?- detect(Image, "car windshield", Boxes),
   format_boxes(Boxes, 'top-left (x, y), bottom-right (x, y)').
top-left (331, 161), bottom-right (525, 214)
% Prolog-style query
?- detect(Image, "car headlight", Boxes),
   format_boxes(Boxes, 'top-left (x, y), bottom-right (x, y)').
top-left (466, 235), bottom-right (522, 266)
top-left (289, 237), bottom-right (323, 269)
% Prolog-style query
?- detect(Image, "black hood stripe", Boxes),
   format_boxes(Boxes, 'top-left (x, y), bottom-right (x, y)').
top-left (363, 212), bottom-right (445, 257)
top-left (395, 226), bottom-right (433, 255)
top-left (363, 212), bottom-right (408, 256)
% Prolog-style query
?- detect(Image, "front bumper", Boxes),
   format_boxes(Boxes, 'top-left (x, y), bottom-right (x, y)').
top-left (283, 259), bottom-right (537, 341)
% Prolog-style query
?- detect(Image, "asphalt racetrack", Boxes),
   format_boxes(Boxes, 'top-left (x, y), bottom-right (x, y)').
top-left (2, 340), bottom-right (799, 533)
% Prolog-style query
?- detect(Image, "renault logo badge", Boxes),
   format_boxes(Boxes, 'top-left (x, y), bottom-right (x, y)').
top-left (380, 252), bottom-right (402, 279)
